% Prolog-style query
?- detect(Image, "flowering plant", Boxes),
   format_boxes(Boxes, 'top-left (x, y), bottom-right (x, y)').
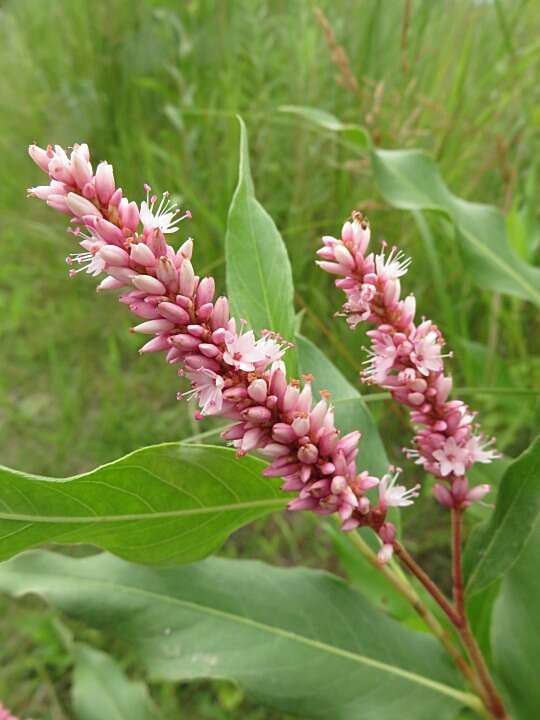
top-left (0, 120), bottom-right (538, 720)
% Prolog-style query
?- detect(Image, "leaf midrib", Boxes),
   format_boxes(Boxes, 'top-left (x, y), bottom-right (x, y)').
top-left (25, 571), bottom-right (478, 709)
top-left (0, 498), bottom-right (289, 524)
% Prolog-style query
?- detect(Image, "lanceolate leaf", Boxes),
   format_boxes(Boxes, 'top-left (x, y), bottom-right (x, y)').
top-left (226, 117), bottom-right (297, 372)
top-left (464, 436), bottom-right (540, 593)
top-left (279, 105), bottom-right (540, 306)
top-left (491, 521), bottom-right (540, 719)
top-left (72, 644), bottom-right (162, 720)
top-left (370, 149), bottom-right (540, 306)
top-left (0, 444), bottom-right (287, 564)
top-left (0, 551), bottom-right (480, 720)
top-left (296, 334), bottom-right (388, 476)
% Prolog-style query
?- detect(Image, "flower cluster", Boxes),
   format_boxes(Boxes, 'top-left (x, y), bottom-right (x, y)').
top-left (28, 143), bottom-right (420, 559)
top-left (317, 212), bottom-right (498, 509)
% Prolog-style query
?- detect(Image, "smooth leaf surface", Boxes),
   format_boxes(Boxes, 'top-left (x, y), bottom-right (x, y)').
top-left (371, 149), bottom-right (540, 306)
top-left (279, 105), bottom-right (540, 306)
top-left (492, 521), bottom-right (540, 719)
top-left (464, 436), bottom-right (540, 593)
top-left (72, 643), bottom-right (162, 720)
top-left (296, 334), bottom-right (388, 476)
top-left (278, 105), bottom-right (369, 149)
top-left (0, 550), bottom-right (478, 720)
top-left (226, 117), bottom-right (297, 371)
top-left (0, 443), bottom-right (287, 564)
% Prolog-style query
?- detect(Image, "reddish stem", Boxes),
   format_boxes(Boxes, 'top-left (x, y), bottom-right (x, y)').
top-left (393, 541), bottom-right (461, 626)
top-left (452, 507), bottom-right (465, 620)
top-left (393, 539), bottom-right (510, 720)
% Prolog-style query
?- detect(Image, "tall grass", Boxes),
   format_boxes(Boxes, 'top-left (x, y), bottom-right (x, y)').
top-left (0, 1), bottom-right (539, 714)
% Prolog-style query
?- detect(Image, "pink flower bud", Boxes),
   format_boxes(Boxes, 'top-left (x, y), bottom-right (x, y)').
top-left (122, 201), bottom-right (140, 232)
top-left (132, 319), bottom-right (174, 334)
top-left (377, 543), bottom-right (394, 565)
top-left (170, 334), bottom-right (201, 351)
top-left (95, 162), bottom-right (116, 205)
top-left (292, 416), bottom-right (310, 437)
top-left (210, 297), bottom-right (229, 329)
top-left (139, 336), bottom-right (171, 353)
top-left (95, 218), bottom-right (124, 246)
top-left (196, 277), bottom-right (215, 307)
top-left (297, 444), bottom-right (319, 464)
top-left (109, 187), bottom-right (123, 207)
top-left (66, 192), bottom-right (102, 218)
top-left (156, 257), bottom-right (178, 288)
top-left (132, 275), bottom-right (166, 295)
top-left (179, 259), bottom-right (196, 296)
top-left (433, 483), bottom-right (454, 508)
top-left (199, 343), bottom-right (220, 358)
top-left (70, 148), bottom-right (93, 188)
top-left (178, 238), bottom-right (193, 260)
top-left (243, 406), bottom-right (272, 423)
top-left (272, 423), bottom-right (296, 444)
top-left (106, 266), bottom-right (136, 284)
top-left (97, 276), bottom-right (124, 291)
top-left (28, 143), bottom-right (51, 172)
top-left (131, 243), bottom-right (156, 266)
top-left (158, 302), bottom-right (189, 325)
top-left (99, 245), bottom-right (130, 266)
top-left (248, 379), bottom-right (268, 403)
top-left (466, 484), bottom-right (491, 504)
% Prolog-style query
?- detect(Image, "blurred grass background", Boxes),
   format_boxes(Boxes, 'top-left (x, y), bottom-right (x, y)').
top-left (0, 0), bottom-right (539, 717)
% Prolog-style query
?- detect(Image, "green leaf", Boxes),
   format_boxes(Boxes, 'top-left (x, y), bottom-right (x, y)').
top-left (0, 550), bottom-right (481, 720)
top-left (325, 523), bottom-right (413, 621)
top-left (0, 443), bottom-right (287, 565)
top-left (278, 105), bottom-right (369, 150)
top-left (491, 521), bottom-right (540, 719)
top-left (72, 643), bottom-right (162, 720)
top-left (464, 436), bottom-right (540, 593)
top-left (225, 116), bottom-right (297, 372)
top-left (280, 107), bottom-right (540, 306)
top-left (371, 149), bottom-right (540, 306)
top-left (296, 334), bottom-right (388, 476)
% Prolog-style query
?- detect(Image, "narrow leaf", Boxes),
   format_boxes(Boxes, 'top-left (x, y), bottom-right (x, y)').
top-left (0, 551), bottom-right (479, 720)
top-left (371, 149), bottom-right (540, 306)
top-left (225, 116), bottom-right (297, 371)
top-left (0, 444), bottom-right (287, 564)
top-left (464, 436), bottom-right (540, 593)
top-left (72, 643), bottom-right (162, 720)
top-left (279, 106), bottom-right (540, 306)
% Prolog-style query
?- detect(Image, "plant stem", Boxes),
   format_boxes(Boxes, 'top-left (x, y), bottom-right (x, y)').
top-left (393, 541), bottom-right (461, 625)
top-left (450, 509), bottom-right (509, 720)
top-left (347, 531), bottom-right (479, 691)
top-left (394, 540), bottom-right (510, 720)
top-left (452, 508), bottom-right (465, 619)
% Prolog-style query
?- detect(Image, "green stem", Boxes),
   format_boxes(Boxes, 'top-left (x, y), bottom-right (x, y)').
top-left (346, 531), bottom-right (480, 693)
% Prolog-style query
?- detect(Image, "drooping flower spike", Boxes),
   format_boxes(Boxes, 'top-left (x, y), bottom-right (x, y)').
top-left (317, 212), bottom-right (499, 509)
top-left (27, 143), bottom-right (419, 555)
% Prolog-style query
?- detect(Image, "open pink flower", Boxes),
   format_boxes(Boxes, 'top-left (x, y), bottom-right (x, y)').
top-left (378, 470), bottom-right (420, 510)
top-left (184, 369), bottom-right (224, 416)
top-left (223, 329), bottom-right (266, 371)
